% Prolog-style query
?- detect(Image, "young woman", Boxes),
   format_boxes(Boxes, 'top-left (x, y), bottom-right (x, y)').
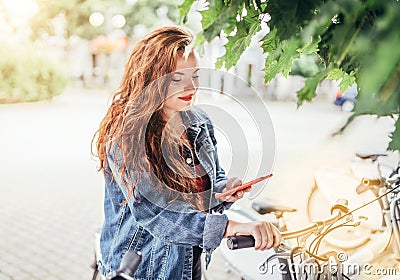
top-left (94, 26), bottom-right (281, 279)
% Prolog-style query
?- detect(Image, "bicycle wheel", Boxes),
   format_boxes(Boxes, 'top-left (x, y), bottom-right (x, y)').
top-left (307, 169), bottom-right (383, 249)
top-left (307, 183), bottom-right (373, 250)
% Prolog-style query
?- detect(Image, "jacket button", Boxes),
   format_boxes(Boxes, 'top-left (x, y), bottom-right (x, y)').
top-left (186, 157), bottom-right (192, 164)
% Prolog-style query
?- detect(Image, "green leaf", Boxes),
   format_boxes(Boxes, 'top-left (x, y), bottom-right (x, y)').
top-left (201, 0), bottom-right (224, 30)
top-left (202, 0), bottom-right (241, 41)
top-left (254, 0), bottom-right (262, 10)
top-left (354, 83), bottom-right (399, 117)
top-left (358, 28), bottom-right (400, 100)
top-left (301, 1), bottom-right (338, 43)
top-left (296, 70), bottom-right (328, 106)
top-left (263, 39), bottom-right (301, 82)
top-left (267, 0), bottom-right (322, 40)
top-left (191, 32), bottom-right (206, 56)
top-left (178, 0), bottom-right (195, 23)
top-left (261, 28), bottom-right (278, 54)
top-left (216, 20), bottom-right (261, 69)
top-left (327, 68), bottom-right (345, 81)
top-left (388, 119), bottom-right (400, 151)
top-left (339, 71), bottom-right (356, 92)
top-left (298, 36), bottom-right (321, 55)
top-left (326, 68), bottom-right (356, 92)
top-left (195, 31), bottom-right (205, 45)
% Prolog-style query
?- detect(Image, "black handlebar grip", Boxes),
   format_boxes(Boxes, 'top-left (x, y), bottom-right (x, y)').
top-left (113, 250), bottom-right (142, 279)
top-left (362, 178), bottom-right (382, 187)
top-left (227, 235), bottom-right (255, 250)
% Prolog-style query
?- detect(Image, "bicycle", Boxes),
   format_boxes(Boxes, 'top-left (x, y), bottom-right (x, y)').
top-left (307, 154), bottom-right (400, 246)
top-left (304, 152), bottom-right (400, 279)
top-left (307, 152), bottom-right (399, 249)
top-left (225, 179), bottom-right (400, 280)
top-left (224, 199), bottom-right (355, 280)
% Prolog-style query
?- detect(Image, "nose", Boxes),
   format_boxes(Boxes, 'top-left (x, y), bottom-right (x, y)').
top-left (184, 77), bottom-right (198, 91)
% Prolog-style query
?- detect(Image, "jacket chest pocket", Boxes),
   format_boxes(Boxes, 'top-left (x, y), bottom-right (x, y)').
top-left (196, 134), bottom-right (215, 153)
top-left (195, 138), bottom-right (216, 177)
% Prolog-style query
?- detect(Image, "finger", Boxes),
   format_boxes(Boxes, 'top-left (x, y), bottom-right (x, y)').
top-left (229, 178), bottom-right (242, 190)
top-left (271, 226), bottom-right (282, 248)
top-left (264, 222), bottom-right (274, 250)
top-left (229, 190), bottom-right (245, 202)
top-left (232, 190), bottom-right (244, 199)
top-left (224, 189), bottom-right (243, 201)
top-left (226, 177), bottom-right (237, 190)
top-left (252, 229), bottom-right (262, 250)
top-left (225, 196), bottom-right (236, 202)
top-left (242, 186), bottom-right (252, 193)
top-left (258, 223), bottom-right (269, 250)
top-left (234, 179), bottom-right (243, 188)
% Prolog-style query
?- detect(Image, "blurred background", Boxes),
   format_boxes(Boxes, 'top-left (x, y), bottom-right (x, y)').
top-left (0, 0), bottom-right (338, 101)
top-left (0, 0), bottom-right (397, 279)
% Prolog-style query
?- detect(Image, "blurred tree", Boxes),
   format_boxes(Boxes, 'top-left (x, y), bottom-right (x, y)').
top-left (29, 0), bottom-right (181, 41)
top-left (180, 0), bottom-right (400, 150)
top-left (123, 0), bottom-right (181, 38)
top-left (0, 44), bottom-right (67, 102)
top-left (30, 0), bottom-right (94, 40)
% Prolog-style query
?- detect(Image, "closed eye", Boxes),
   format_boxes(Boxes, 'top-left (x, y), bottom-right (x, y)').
top-left (172, 76), bottom-right (183, 82)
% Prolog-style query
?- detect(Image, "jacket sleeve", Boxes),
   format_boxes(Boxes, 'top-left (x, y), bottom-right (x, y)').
top-left (107, 150), bottom-right (228, 253)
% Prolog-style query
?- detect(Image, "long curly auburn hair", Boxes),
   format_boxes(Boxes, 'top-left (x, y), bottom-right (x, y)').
top-left (93, 26), bottom-right (202, 207)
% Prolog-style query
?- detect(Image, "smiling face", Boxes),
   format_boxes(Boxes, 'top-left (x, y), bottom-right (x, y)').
top-left (163, 52), bottom-right (200, 120)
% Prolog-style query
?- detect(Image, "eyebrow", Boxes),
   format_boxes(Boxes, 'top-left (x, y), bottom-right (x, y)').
top-left (174, 68), bottom-right (200, 75)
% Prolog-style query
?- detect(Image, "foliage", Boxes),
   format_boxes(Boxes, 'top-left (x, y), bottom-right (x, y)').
top-left (180, 0), bottom-right (400, 151)
top-left (30, 0), bottom-right (95, 40)
top-left (0, 44), bottom-right (67, 102)
top-left (123, 0), bottom-right (181, 37)
top-left (29, 0), bottom-right (181, 41)
top-left (290, 54), bottom-right (325, 78)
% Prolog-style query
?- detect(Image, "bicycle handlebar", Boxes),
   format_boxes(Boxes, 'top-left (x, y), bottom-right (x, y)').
top-left (356, 178), bottom-right (384, 194)
top-left (227, 199), bottom-right (349, 250)
top-left (108, 250), bottom-right (142, 280)
top-left (362, 178), bottom-right (383, 187)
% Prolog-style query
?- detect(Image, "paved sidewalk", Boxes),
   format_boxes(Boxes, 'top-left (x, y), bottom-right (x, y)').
top-left (0, 86), bottom-right (394, 279)
top-left (0, 87), bottom-right (109, 279)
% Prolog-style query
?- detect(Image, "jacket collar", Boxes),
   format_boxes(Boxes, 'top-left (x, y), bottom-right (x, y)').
top-left (180, 107), bottom-right (208, 128)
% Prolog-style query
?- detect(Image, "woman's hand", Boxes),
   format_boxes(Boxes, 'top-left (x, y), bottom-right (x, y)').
top-left (224, 220), bottom-right (281, 250)
top-left (218, 177), bottom-right (251, 202)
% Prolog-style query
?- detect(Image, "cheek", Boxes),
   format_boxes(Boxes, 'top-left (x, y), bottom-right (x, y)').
top-left (168, 83), bottom-right (184, 97)
top-left (163, 96), bottom-right (173, 108)
top-left (164, 95), bottom-right (179, 109)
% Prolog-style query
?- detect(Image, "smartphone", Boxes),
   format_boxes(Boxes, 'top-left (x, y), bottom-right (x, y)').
top-left (214, 173), bottom-right (273, 200)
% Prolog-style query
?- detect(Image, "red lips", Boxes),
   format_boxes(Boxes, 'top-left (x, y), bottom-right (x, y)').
top-left (178, 94), bottom-right (194, 101)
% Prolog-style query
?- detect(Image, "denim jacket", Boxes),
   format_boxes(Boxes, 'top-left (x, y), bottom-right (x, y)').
top-left (98, 107), bottom-right (233, 279)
